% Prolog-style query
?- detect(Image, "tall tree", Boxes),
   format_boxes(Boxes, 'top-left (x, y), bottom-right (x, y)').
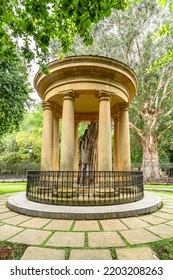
top-left (111, 2), bottom-right (173, 180)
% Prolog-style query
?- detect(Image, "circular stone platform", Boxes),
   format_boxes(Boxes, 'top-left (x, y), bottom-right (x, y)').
top-left (8, 192), bottom-right (162, 220)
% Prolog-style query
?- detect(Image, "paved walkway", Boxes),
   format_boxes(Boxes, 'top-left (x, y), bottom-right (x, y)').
top-left (0, 193), bottom-right (173, 260)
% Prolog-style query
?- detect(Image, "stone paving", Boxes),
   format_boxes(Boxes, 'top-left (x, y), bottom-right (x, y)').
top-left (0, 193), bottom-right (173, 260)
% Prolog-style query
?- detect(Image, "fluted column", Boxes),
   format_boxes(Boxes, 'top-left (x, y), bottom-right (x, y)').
top-left (74, 121), bottom-right (79, 171)
top-left (60, 90), bottom-right (78, 171)
top-left (98, 91), bottom-right (112, 171)
top-left (41, 101), bottom-right (53, 170)
top-left (119, 103), bottom-right (131, 170)
top-left (53, 113), bottom-right (59, 170)
top-left (113, 114), bottom-right (119, 171)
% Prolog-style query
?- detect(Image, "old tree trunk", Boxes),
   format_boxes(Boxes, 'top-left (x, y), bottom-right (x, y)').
top-left (142, 135), bottom-right (161, 181)
top-left (79, 122), bottom-right (98, 172)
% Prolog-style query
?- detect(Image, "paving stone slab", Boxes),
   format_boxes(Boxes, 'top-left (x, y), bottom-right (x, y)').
top-left (0, 203), bottom-right (6, 207)
top-left (159, 208), bottom-right (173, 214)
top-left (0, 204), bottom-right (7, 208)
top-left (0, 194), bottom-right (12, 198)
top-left (139, 215), bottom-right (167, 225)
top-left (46, 232), bottom-right (84, 247)
top-left (120, 217), bottom-right (150, 229)
top-left (0, 224), bottom-right (24, 241)
top-left (148, 224), bottom-right (173, 239)
top-left (73, 221), bottom-right (100, 231)
top-left (100, 219), bottom-right (128, 231)
top-left (2, 215), bottom-right (32, 225)
top-left (0, 211), bottom-right (18, 220)
top-left (21, 246), bottom-right (66, 260)
top-left (0, 195), bottom-right (9, 203)
top-left (166, 220), bottom-right (173, 227)
top-left (152, 212), bottom-right (173, 220)
top-left (20, 217), bottom-right (52, 229)
top-left (116, 247), bottom-right (158, 260)
top-left (120, 229), bottom-right (160, 245)
top-left (43, 219), bottom-right (73, 231)
top-left (9, 228), bottom-right (51, 245)
top-left (162, 201), bottom-right (173, 205)
top-left (69, 249), bottom-right (112, 260)
top-left (88, 232), bottom-right (126, 248)
top-left (0, 208), bottom-right (10, 213)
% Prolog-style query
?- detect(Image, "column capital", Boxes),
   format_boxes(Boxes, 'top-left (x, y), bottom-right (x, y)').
top-left (53, 112), bottom-right (60, 119)
top-left (42, 101), bottom-right (54, 111)
top-left (60, 90), bottom-right (79, 101)
top-left (118, 102), bottom-right (129, 111)
top-left (112, 112), bottom-right (119, 120)
top-left (53, 103), bottom-right (62, 118)
top-left (96, 90), bottom-right (112, 102)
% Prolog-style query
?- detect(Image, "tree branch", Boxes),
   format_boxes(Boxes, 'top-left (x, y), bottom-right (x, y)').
top-left (160, 89), bottom-right (172, 107)
top-left (164, 107), bottom-right (173, 118)
top-left (129, 122), bottom-right (145, 142)
top-left (158, 69), bottom-right (173, 108)
top-left (158, 122), bottom-right (173, 140)
top-left (153, 66), bottom-right (166, 108)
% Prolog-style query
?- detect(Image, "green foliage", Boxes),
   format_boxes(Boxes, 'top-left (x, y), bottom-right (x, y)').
top-left (1, 0), bottom-right (127, 68)
top-left (0, 104), bottom-right (43, 165)
top-left (152, 0), bottom-right (173, 69)
top-left (78, 122), bottom-right (89, 138)
top-left (158, 129), bottom-right (173, 163)
top-left (130, 131), bottom-right (143, 163)
top-left (0, 56), bottom-right (31, 136)
top-left (158, 0), bottom-right (168, 6)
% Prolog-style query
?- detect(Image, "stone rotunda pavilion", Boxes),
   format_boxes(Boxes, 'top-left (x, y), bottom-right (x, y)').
top-left (26, 56), bottom-right (144, 206)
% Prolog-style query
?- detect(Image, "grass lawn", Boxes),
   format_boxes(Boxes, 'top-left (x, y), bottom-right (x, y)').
top-left (145, 184), bottom-right (173, 189)
top-left (0, 182), bottom-right (26, 195)
top-left (144, 184), bottom-right (173, 196)
top-left (150, 238), bottom-right (173, 260)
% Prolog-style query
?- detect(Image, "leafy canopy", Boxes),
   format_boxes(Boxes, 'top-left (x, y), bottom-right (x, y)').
top-left (1, 0), bottom-right (129, 69)
top-left (152, 0), bottom-right (173, 68)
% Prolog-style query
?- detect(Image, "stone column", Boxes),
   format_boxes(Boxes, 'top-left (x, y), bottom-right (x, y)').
top-left (74, 121), bottom-right (79, 171)
top-left (119, 103), bottom-right (131, 170)
top-left (41, 101), bottom-right (53, 170)
top-left (98, 91), bottom-right (112, 171)
top-left (53, 113), bottom-right (59, 170)
top-left (60, 90), bottom-right (77, 171)
top-left (113, 114), bottom-right (119, 171)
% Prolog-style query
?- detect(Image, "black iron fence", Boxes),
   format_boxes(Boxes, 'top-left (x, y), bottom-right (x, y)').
top-left (27, 170), bottom-right (144, 206)
top-left (0, 163), bottom-right (40, 181)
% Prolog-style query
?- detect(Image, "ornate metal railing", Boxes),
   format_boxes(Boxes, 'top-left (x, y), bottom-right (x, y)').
top-left (26, 171), bottom-right (144, 206)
